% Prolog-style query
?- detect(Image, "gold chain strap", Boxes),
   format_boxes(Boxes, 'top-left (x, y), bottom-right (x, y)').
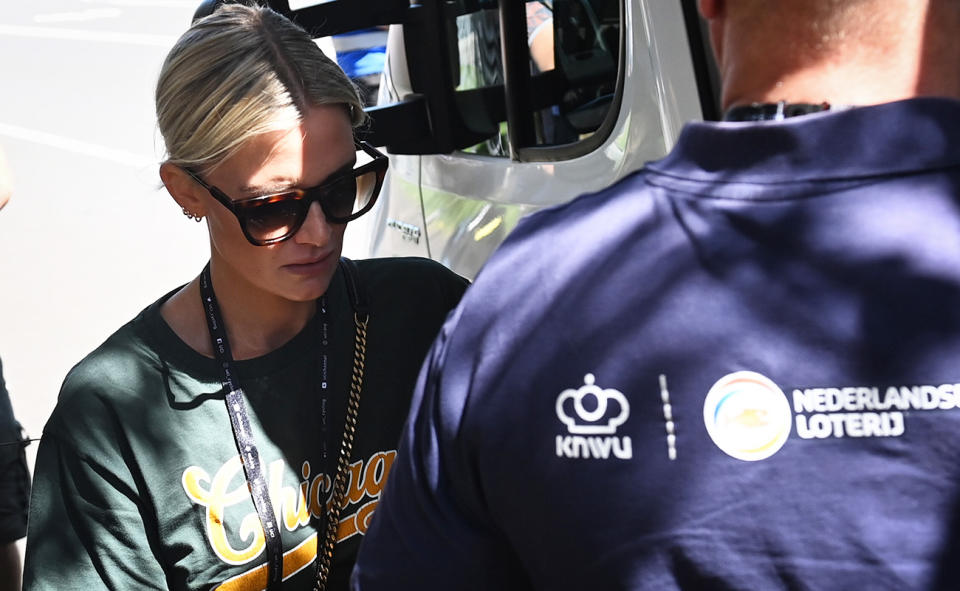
top-left (314, 311), bottom-right (368, 591)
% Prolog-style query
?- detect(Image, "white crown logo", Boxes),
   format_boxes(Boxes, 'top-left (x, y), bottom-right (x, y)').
top-left (556, 374), bottom-right (630, 435)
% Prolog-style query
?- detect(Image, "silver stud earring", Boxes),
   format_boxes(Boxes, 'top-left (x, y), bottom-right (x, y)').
top-left (182, 207), bottom-right (204, 222)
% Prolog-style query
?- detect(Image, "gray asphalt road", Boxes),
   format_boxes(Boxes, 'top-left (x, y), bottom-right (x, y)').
top-left (0, 0), bottom-right (369, 505)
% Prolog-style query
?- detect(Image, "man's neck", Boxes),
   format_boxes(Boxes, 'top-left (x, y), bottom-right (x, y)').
top-left (722, 51), bottom-right (936, 111)
top-left (715, 0), bottom-right (960, 111)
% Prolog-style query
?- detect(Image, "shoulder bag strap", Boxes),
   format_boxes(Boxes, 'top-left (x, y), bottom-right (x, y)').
top-left (314, 257), bottom-right (369, 590)
top-left (337, 257), bottom-right (368, 320)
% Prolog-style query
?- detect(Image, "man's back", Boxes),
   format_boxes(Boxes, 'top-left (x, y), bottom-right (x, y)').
top-left (352, 1), bottom-right (960, 588)
top-left (353, 97), bottom-right (960, 589)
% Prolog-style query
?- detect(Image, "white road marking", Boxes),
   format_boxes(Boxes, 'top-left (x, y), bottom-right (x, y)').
top-left (0, 24), bottom-right (176, 47)
top-left (0, 122), bottom-right (155, 168)
top-left (288, 0), bottom-right (327, 9)
top-left (80, 0), bottom-right (196, 6)
top-left (34, 9), bottom-right (123, 23)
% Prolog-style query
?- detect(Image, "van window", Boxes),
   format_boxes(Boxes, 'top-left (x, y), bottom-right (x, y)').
top-left (453, 0), bottom-right (621, 159)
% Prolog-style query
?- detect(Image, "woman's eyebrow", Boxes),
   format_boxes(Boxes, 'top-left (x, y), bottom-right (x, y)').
top-left (237, 158), bottom-right (357, 195)
top-left (238, 180), bottom-right (295, 195)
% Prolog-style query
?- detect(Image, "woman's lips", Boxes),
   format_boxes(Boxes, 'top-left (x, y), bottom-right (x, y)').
top-left (283, 252), bottom-right (334, 275)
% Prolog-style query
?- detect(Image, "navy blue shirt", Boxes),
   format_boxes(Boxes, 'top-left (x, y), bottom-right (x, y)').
top-left (352, 98), bottom-right (960, 590)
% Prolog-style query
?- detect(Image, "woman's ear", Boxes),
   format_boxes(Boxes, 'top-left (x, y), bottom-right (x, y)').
top-left (160, 162), bottom-right (208, 218)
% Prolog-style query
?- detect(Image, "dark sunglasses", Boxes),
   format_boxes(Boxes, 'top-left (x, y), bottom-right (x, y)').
top-left (185, 140), bottom-right (388, 246)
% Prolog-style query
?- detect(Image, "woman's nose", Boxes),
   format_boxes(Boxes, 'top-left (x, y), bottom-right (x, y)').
top-left (293, 201), bottom-right (334, 246)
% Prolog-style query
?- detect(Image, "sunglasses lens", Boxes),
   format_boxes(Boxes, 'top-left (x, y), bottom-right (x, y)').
top-left (355, 170), bottom-right (380, 213)
top-left (316, 169), bottom-right (381, 222)
top-left (242, 195), bottom-right (305, 243)
top-left (322, 176), bottom-right (358, 221)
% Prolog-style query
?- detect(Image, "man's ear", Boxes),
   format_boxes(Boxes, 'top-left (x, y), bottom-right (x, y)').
top-left (699, 0), bottom-right (723, 20)
top-left (698, 0), bottom-right (726, 69)
top-left (160, 162), bottom-right (208, 217)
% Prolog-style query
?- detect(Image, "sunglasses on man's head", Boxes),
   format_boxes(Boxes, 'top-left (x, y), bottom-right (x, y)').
top-left (185, 140), bottom-right (388, 246)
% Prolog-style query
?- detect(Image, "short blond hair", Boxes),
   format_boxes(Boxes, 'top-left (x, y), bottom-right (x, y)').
top-left (156, 3), bottom-right (365, 172)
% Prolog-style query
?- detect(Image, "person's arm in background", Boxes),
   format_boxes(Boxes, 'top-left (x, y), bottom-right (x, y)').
top-left (0, 146), bottom-right (26, 591)
top-left (0, 425), bottom-right (27, 591)
top-left (526, 3), bottom-right (554, 72)
top-left (0, 544), bottom-right (22, 591)
top-left (0, 422), bottom-right (27, 591)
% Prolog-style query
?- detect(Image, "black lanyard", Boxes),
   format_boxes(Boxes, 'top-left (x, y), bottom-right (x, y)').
top-left (199, 263), bottom-right (328, 590)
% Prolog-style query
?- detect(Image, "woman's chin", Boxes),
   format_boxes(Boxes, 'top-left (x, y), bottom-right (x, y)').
top-left (278, 274), bottom-right (337, 303)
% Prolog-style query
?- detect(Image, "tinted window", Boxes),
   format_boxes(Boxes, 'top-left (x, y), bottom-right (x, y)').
top-left (452, 0), bottom-right (621, 158)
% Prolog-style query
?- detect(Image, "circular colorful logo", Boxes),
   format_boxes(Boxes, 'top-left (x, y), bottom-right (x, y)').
top-left (703, 371), bottom-right (792, 461)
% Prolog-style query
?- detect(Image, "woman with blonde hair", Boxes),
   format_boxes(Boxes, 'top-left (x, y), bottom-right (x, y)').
top-left (23, 4), bottom-right (467, 590)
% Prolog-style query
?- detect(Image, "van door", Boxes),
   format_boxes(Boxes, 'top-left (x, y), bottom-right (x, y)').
top-left (406, 0), bottom-right (711, 277)
top-left (365, 0), bottom-right (715, 278)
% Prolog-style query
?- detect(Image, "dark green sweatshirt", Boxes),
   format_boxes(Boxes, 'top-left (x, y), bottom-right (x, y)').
top-left (24, 258), bottom-right (467, 591)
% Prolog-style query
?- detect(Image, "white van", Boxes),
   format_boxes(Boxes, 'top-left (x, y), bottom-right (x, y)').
top-left (200, 0), bottom-right (720, 279)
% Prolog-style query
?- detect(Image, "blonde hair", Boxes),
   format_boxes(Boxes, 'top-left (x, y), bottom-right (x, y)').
top-left (156, 2), bottom-right (365, 172)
